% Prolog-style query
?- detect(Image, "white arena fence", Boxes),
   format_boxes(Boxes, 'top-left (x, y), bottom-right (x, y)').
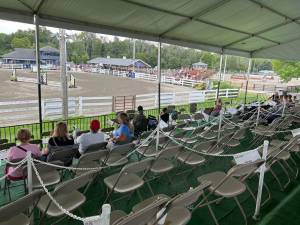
top-left (0, 89), bottom-right (239, 125)
top-left (88, 68), bottom-right (203, 87)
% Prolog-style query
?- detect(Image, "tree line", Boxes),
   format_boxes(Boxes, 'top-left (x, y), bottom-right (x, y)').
top-left (1, 28), bottom-right (298, 81)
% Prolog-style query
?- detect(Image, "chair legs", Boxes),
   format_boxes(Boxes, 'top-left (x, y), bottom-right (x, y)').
top-left (234, 196), bottom-right (248, 225)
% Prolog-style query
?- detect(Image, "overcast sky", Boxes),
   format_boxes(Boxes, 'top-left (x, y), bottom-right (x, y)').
top-left (0, 19), bottom-right (122, 41)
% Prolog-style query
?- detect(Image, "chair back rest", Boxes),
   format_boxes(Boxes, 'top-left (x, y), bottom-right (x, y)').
top-left (158, 146), bottom-right (180, 159)
top-left (170, 181), bottom-right (211, 208)
top-left (54, 170), bottom-right (98, 195)
top-left (101, 127), bottom-right (114, 133)
top-left (113, 196), bottom-right (168, 225)
top-left (162, 125), bottom-right (175, 133)
top-left (194, 140), bottom-right (217, 152)
top-left (79, 150), bottom-right (108, 163)
top-left (29, 139), bottom-right (43, 145)
top-left (0, 142), bottom-right (16, 150)
top-left (0, 190), bottom-right (44, 222)
top-left (193, 126), bottom-right (205, 135)
top-left (176, 122), bottom-right (187, 129)
top-left (23, 161), bottom-right (63, 176)
top-left (173, 130), bottom-right (188, 139)
top-left (0, 139), bottom-right (8, 144)
top-left (140, 131), bottom-right (153, 140)
top-left (111, 143), bottom-right (135, 155)
top-left (193, 113), bottom-right (204, 121)
top-left (123, 158), bottom-right (153, 174)
top-left (233, 128), bottom-right (246, 139)
top-left (178, 114), bottom-right (191, 121)
top-left (47, 144), bottom-right (78, 165)
top-left (85, 142), bottom-right (108, 153)
top-left (227, 159), bottom-right (264, 177)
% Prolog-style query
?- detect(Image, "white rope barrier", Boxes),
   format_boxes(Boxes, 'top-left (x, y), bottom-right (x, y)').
top-left (0, 157), bottom-right (27, 181)
top-left (30, 159), bottom-right (87, 223)
top-left (33, 128), bottom-right (157, 171)
top-left (160, 129), bottom-right (263, 158)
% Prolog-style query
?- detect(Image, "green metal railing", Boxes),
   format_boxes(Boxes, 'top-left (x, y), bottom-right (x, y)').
top-left (0, 95), bottom-right (266, 143)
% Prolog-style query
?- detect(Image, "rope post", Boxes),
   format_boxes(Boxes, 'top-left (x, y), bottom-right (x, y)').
top-left (217, 110), bottom-right (223, 142)
top-left (253, 140), bottom-right (269, 220)
top-left (256, 103), bottom-right (261, 127)
top-left (26, 151), bottom-right (33, 223)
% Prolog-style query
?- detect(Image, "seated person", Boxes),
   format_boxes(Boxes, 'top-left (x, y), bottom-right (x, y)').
top-left (203, 98), bottom-right (222, 120)
top-left (6, 129), bottom-right (41, 179)
top-left (133, 105), bottom-right (148, 137)
top-left (42, 122), bottom-right (74, 162)
top-left (211, 98), bottom-right (222, 116)
top-left (160, 108), bottom-right (169, 124)
top-left (108, 112), bottom-right (133, 149)
top-left (75, 119), bottom-right (106, 155)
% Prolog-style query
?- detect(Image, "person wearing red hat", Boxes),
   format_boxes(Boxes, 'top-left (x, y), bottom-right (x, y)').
top-left (76, 119), bottom-right (106, 155)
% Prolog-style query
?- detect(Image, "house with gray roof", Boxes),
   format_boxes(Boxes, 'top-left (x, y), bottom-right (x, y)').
top-left (192, 61), bottom-right (208, 69)
top-left (88, 57), bottom-right (151, 70)
top-left (2, 46), bottom-right (60, 68)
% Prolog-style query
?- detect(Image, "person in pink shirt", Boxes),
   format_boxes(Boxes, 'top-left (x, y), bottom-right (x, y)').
top-left (6, 129), bottom-right (41, 179)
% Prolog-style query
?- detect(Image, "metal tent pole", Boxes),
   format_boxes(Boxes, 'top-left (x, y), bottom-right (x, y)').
top-left (244, 58), bottom-right (252, 105)
top-left (223, 55), bottom-right (227, 81)
top-left (216, 54), bottom-right (223, 99)
top-left (34, 14), bottom-right (43, 139)
top-left (156, 41), bottom-right (161, 152)
top-left (59, 29), bottom-right (68, 120)
top-left (132, 39), bottom-right (136, 72)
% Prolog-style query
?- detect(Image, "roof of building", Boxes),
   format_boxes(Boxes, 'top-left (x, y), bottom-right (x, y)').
top-left (2, 48), bottom-right (35, 60)
top-left (40, 46), bottom-right (59, 53)
top-left (192, 62), bottom-right (208, 66)
top-left (87, 57), bottom-right (151, 67)
top-left (2, 46), bottom-right (59, 60)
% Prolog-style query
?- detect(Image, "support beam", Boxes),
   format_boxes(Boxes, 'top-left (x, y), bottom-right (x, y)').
top-left (216, 54), bottom-right (224, 99)
top-left (223, 55), bottom-right (227, 81)
top-left (244, 58), bottom-right (252, 104)
top-left (132, 39), bottom-right (136, 72)
top-left (34, 14), bottom-right (43, 139)
top-left (156, 41), bottom-right (162, 152)
top-left (59, 29), bottom-right (68, 120)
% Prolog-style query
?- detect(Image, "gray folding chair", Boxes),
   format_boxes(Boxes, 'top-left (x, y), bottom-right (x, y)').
top-left (46, 145), bottom-right (79, 166)
top-left (137, 136), bottom-right (169, 158)
top-left (75, 150), bottom-right (108, 176)
top-left (0, 190), bottom-right (44, 225)
top-left (146, 146), bottom-right (181, 195)
top-left (111, 195), bottom-right (168, 225)
top-left (104, 143), bottom-right (135, 167)
top-left (37, 170), bottom-right (99, 225)
top-left (103, 158), bottom-right (154, 204)
top-left (85, 142), bottom-right (108, 153)
top-left (23, 161), bottom-right (63, 189)
top-left (196, 160), bottom-right (264, 225)
top-left (132, 181), bottom-right (211, 225)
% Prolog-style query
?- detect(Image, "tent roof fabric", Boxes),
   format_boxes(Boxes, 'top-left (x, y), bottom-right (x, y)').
top-left (88, 57), bottom-right (151, 67)
top-left (1, 0), bottom-right (300, 60)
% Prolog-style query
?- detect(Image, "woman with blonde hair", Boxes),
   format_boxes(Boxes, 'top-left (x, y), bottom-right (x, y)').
top-left (6, 129), bottom-right (41, 179)
top-left (42, 122), bottom-right (74, 160)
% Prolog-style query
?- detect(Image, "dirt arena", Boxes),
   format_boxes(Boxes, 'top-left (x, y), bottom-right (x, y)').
top-left (0, 69), bottom-right (194, 101)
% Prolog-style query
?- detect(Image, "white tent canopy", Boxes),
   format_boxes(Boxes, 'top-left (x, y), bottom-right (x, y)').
top-left (1, 0), bottom-right (300, 60)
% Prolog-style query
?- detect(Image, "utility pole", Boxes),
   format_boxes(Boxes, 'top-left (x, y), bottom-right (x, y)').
top-left (59, 29), bottom-right (68, 120)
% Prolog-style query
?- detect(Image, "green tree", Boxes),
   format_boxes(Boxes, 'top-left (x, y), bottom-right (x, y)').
top-left (11, 36), bottom-right (32, 48)
top-left (272, 60), bottom-right (300, 81)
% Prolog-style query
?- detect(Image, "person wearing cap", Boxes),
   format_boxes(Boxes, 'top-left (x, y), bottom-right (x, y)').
top-left (76, 119), bottom-right (106, 155)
